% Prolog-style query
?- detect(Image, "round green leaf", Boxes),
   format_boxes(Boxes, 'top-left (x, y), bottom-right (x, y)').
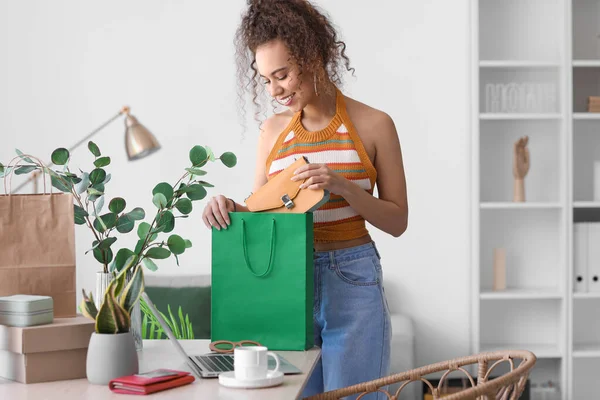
top-left (189, 145), bottom-right (208, 166)
top-left (145, 247), bottom-right (171, 259)
top-left (89, 168), bottom-right (106, 185)
top-left (174, 198), bottom-right (192, 215)
top-left (109, 197), bottom-right (126, 214)
top-left (75, 172), bottom-right (90, 194)
top-left (51, 148), bottom-right (70, 165)
top-left (152, 193), bottom-right (167, 209)
top-left (93, 247), bottom-right (113, 264)
top-left (157, 211), bottom-right (175, 233)
top-left (198, 180), bottom-right (214, 188)
top-left (114, 248), bottom-right (136, 272)
top-left (88, 141), bottom-right (101, 157)
top-left (116, 215), bottom-right (135, 233)
top-left (93, 213), bottom-right (118, 233)
top-left (142, 258), bottom-right (158, 272)
top-left (186, 185), bottom-right (207, 201)
top-left (91, 183), bottom-right (105, 194)
top-left (94, 195), bottom-right (105, 215)
top-left (134, 239), bottom-right (145, 254)
top-left (220, 152), bottom-right (237, 168)
top-left (0, 162), bottom-right (4, 174)
top-left (94, 156), bottom-right (111, 168)
top-left (98, 237), bottom-right (117, 249)
top-left (184, 239), bottom-right (192, 249)
top-left (74, 205), bottom-right (88, 225)
top-left (167, 235), bottom-right (186, 255)
top-left (185, 168), bottom-right (207, 176)
top-left (128, 207), bottom-right (145, 221)
top-left (137, 222), bottom-right (151, 240)
top-left (152, 182), bottom-right (174, 202)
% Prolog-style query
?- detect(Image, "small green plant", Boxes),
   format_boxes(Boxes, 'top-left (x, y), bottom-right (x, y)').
top-left (2, 144), bottom-right (237, 333)
top-left (140, 299), bottom-right (195, 340)
top-left (80, 255), bottom-right (142, 333)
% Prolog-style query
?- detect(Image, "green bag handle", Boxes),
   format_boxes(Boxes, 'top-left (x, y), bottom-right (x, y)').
top-left (241, 218), bottom-right (276, 278)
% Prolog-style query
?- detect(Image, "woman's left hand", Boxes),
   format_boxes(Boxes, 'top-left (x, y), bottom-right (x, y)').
top-left (291, 163), bottom-right (349, 195)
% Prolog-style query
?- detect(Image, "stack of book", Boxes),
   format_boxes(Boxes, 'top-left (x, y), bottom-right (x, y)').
top-left (588, 96), bottom-right (600, 113)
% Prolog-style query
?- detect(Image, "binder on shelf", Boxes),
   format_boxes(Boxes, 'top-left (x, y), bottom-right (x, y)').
top-left (574, 223), bottom-right (588, 293)
top-left (588, 223), bottom-right (600, 293)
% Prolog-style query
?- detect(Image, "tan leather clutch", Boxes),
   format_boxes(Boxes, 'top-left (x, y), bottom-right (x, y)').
top-left (245, 156), bottom-right (330, 213)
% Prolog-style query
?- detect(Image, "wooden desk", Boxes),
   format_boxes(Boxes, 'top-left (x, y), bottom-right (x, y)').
top-left (0, 340), bottom-right (321, 400)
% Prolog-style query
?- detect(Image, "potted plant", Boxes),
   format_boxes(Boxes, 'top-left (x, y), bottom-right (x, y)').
top-left (2, 143), bottom-right (236, 383)
top-left (80, 255), bottom-right (142, 384)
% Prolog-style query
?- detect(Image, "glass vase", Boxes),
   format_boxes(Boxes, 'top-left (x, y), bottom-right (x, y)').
top-left (95, 272), bottom-right (113, 310)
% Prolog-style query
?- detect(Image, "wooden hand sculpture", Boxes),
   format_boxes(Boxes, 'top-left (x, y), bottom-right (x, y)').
top-left (513, 136), bottom-right (530, 202)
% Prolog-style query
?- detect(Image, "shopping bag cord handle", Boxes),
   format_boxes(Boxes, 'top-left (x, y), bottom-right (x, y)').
top-left (3, 154), bottom-right (52, 195)
top-left (241, 218), bottom-right (276, 277)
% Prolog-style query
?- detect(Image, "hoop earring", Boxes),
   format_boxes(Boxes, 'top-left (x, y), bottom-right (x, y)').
top-left (314, 72), bottom-right (319, 97)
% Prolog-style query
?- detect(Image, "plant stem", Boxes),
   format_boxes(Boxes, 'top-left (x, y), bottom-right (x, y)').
top-left (66, 175), bottom-right (106, 272)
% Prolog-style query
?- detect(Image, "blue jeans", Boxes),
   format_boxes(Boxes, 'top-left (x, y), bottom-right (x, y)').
top-left (301, 242), bottom-right (392, 400)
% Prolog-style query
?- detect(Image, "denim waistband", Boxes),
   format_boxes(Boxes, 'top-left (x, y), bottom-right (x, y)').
top-left (314, 241), bottom-right (381, 262)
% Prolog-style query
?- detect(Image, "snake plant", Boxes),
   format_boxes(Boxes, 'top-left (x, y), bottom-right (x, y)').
top-left (80, 255), bottom-right (143, 334)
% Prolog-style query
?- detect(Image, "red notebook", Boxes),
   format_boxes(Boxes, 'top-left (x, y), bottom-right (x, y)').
top-left (108, 369), bottom-right (195, 395)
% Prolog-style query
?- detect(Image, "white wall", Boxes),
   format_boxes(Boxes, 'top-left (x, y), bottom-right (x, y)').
top-left (0, 0), bottom-right (471, 368)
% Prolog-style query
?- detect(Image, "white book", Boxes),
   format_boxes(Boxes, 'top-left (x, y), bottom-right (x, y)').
top-left (588, 222), bottom-right (600, 293)
top-left (574, 223), bottom-right (588, 293)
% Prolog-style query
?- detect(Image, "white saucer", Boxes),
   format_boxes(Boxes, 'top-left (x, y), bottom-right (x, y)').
top-left (218, 370), bottom-right (284, 389)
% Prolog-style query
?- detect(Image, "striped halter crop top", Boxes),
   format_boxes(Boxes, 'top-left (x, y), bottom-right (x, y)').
top-left (265, 88), bottom-right (377, 243)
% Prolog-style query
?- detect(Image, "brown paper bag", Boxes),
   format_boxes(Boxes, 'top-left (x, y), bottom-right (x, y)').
top-left (0, 157), bottom-right (77, 317)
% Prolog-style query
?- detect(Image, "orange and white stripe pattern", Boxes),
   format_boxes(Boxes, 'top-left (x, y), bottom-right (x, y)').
top-left (265, 94), bottom-right (378, 243)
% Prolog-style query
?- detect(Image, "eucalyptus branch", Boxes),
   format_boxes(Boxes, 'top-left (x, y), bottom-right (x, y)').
top-left (172, 156), bottom-right (209, 188)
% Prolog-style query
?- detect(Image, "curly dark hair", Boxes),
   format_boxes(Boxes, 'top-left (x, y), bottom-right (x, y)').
top-left (234, 0), bottom-right (355, 129)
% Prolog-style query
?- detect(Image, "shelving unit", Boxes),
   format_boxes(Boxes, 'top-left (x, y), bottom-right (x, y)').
top-left (470, 0), bottom-right (600, 398)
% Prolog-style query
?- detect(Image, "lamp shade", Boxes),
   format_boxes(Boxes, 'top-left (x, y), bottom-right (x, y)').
top-left (124, 114), bottom-right (161, 161)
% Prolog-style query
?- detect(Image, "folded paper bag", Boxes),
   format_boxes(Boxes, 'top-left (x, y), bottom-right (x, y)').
top-left (109, 369), bottom-right (195, 395)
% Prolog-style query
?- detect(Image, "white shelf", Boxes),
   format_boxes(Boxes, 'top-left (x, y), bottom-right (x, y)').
top-left (573, 292), bottom-right (600, 299)
top-left (573, 202), bottom-right (600, 208)
top-left (573, 344), bottom-right (600, 358)
top-left (573, 113), bottom-right (600, 120)
top-left (480, 343), bottom-right (563, 359)
top-left (573, 60), bottom-right (600, 68)
top-left (480, 289), bottom-right (563, 300)
top-left (479, 113), bottom-right (563, 120)
top-left (480, 202), bottom-right (563, 209)
top-left (480, 60), bottom-right (561, 68)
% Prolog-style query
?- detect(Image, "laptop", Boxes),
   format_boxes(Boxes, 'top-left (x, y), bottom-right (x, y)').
top-left (140, 292), bottom-right (302, 378)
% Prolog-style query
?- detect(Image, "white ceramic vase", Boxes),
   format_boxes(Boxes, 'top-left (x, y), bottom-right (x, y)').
top-left (86, 332), bottom-right (139, 385)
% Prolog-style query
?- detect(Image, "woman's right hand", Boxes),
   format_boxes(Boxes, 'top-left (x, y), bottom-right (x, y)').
top-left (202, 195), bottom-right (233, 230)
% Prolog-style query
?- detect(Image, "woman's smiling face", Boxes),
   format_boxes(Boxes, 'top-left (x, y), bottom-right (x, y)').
top-left (255, 39), bottom-right (316, 112)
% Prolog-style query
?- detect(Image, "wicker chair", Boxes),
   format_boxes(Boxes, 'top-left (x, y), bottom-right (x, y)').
top-left (306, 350), bottom-right (536, 400)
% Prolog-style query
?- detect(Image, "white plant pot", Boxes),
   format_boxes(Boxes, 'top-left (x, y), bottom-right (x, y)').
top-left (86, 332), bottom-right (139, 385)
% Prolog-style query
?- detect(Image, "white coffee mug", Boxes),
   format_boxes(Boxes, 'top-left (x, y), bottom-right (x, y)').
top-left (234, 346), bottom-right (280, 381)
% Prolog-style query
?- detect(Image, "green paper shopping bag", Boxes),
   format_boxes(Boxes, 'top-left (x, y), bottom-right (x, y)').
top-left (211, 212), bottom-right (314, 350)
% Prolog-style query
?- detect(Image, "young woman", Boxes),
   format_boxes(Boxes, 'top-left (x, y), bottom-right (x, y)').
top-left (202, 0), bottom-right (408, 398)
